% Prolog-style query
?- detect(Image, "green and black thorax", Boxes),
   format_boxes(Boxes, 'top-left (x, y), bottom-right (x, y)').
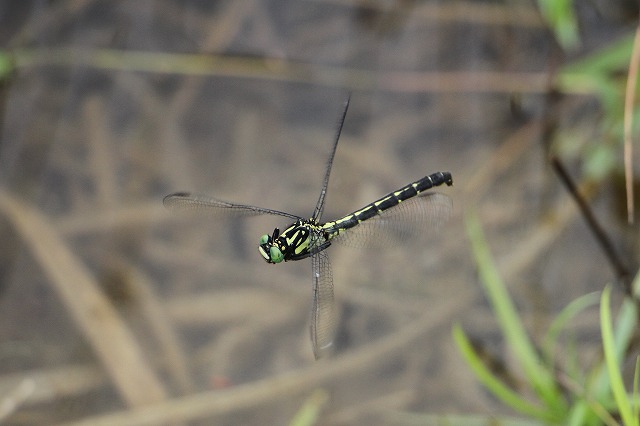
top-left (258, 219), bottom-right (327, 263)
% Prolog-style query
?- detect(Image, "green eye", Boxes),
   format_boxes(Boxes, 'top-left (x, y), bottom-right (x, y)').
top-left (260, 234), bottom-right (269, 244)
top-left (270, 246), bottom-right (284, 263)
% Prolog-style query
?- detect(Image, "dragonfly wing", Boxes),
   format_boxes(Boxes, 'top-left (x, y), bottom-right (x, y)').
top-left (312, 95), bottom-right (350, 222)
top-left (163, 192), bottom-right (300, 220)
top-left (310, 249), bottom-right (337, 359)
top-left (329, 192), bottom-right (452, 248)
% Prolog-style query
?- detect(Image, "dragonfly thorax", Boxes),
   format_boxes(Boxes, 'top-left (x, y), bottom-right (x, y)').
top-left (258, 219), bottom-right (327, 264)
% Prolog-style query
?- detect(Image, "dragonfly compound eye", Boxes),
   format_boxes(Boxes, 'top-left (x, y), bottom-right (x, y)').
top-left (258, 237), bottom-right (273, 263)
top-left (270, 246), bottom-right (284, 263)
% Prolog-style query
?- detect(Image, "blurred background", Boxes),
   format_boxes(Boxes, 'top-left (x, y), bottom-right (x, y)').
top-left (0, 1), bottom-right (638, 425)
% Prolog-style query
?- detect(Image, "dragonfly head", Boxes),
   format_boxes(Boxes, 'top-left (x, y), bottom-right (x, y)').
top-left (258, 228), bottom-right (284, 264)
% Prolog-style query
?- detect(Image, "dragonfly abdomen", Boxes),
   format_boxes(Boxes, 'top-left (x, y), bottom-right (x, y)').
top-left (323, 171), bottom-right (453, 236)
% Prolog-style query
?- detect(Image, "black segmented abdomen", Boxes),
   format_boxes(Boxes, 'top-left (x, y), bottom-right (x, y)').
top-left (323, 171), bottom-right (452, 233)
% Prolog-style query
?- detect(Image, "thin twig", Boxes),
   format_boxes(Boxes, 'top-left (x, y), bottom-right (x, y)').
top-left (0, 379), bottom-right (35, 422)
top-left (550, 157), bottom-right (630, 293)
top-left (623, 23), bottom-right (640, 224)
top-left (11, 48), bottom-right (555, 94)
top-left (0, 365), bottom-right (105, 407)
top-left (310, 0), bottom-right (544, 27)
top-left (117, 260), bottom-right (195, 394)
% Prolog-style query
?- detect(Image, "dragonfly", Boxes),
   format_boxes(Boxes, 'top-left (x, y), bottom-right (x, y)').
top-left (163, 97), bottom-right (453, 359)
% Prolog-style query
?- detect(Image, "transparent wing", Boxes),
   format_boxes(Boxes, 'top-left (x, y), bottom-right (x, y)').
top-left (312, 95), bottom-right (350, 222)
top-left (329, 192), bottom-right (452, 249)
top-left (163, 192), bottom-right (300, 220)
top-left (310, 249), bottom-right (337, 360)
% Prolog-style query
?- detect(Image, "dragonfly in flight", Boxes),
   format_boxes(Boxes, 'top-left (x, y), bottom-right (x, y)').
top-left (164, 97), bottom-right (453, 359)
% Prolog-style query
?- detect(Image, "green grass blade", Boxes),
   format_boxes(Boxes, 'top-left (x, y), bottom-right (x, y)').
top-left (536, 0), bottom-right (580, 50)
top-left (0, 50), bottom-right (15, 80)
top-left (543, 291), bottom-right (600, 365)
top-left (566, 402), bottom-right (613, 426)
top-left (600, 286), bottom-right (634, 425)
top-left (633, 357), bottom-right (640, 423)
top-left (568, 291), bottom-right (639, 425)
top-left (288, 389), bottom-right (329, 426)
top-left (453, 325), bottom-right (554, 421)
top-left (560, 35), bottom-right (633, 74)
top-left (465, 212), bottom-right (566, 416)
